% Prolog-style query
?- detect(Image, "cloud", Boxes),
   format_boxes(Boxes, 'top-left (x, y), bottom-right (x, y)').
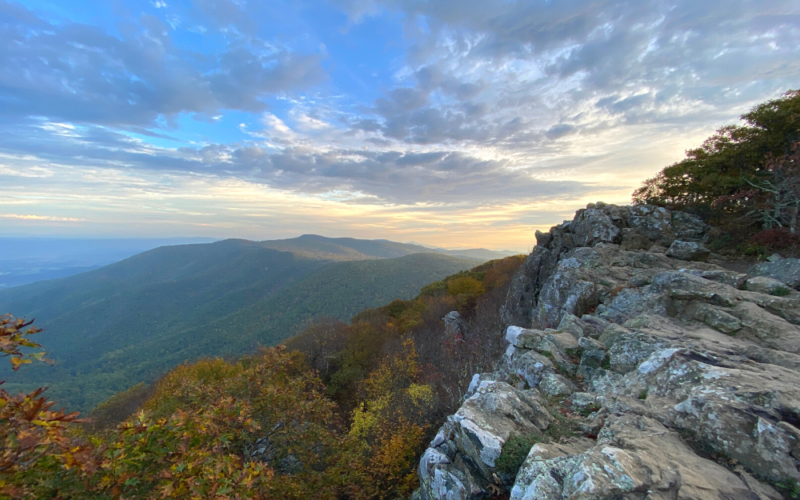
top-left (0, 1), bottom-right (326, 128)
top-left (342, 0), bottom-right (799, 149)
top-left (1, 0), bottom-right (799, 246)
top-left (0, 118), bottom-right (600, 205)
top-left (192, 0), bottom-right (256, 32)
top-left (0, 214), bottom-right (85, 222)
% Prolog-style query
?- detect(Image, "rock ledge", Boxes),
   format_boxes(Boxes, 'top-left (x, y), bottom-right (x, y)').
top-left (414, 203), bottom-right (800, 500)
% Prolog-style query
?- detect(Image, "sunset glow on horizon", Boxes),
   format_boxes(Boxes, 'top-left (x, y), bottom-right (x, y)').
top-left (1, 0), bottom-right (798, 251)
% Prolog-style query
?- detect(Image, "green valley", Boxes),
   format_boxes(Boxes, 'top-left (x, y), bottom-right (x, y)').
top-left (0, 236), bottom-right (486, 412)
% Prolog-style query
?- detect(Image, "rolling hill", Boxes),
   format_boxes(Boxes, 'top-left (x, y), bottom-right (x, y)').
top-left (257, 234), bottom-right (518, 261)
top-left (0, 237), bottom-right (482, 411)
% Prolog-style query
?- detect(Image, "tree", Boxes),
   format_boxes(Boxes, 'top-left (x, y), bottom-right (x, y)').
top-left (349, 339), bottom-right (434, 500)
top-left (747, 143), bottom-right (800, 233)
top-left (633, 90), bottom-right (800, 212)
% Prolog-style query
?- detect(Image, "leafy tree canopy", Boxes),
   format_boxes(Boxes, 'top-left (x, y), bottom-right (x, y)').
top-left (633, 90), bottom-right (800, 209)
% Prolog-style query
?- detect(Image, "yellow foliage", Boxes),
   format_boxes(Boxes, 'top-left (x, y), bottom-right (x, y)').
top-left (144, 357), bottom-right (244, 418)
top-left (406, 383), bottom-right (434, 408)
top-left (363, 339), bottom-right (419, 399)
top-left (349, 395), bottom-right (390, 440)
top-left (447, 276), bottom-right (485, 296)
top-left (367, 419), bottom-right (427, 499)
top-left (348, 339), bottom-right (434, 498)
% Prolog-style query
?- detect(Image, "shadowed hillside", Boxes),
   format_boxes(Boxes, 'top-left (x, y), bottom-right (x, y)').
top-left (0, 238), bottom-right (479, 412)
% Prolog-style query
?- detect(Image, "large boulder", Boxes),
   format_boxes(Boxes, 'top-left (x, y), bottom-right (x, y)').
top-left (627, 204), bottom-right (676, 245)
top-left (452, 380), bottom-right (553, 479)
top-left (665, 240), bottom-right (711, 261)
top-left (569, 208), bottom-right (621, 247)
top-left (511, 414), bottom-right (782, 500)
top-left (443, 311), bottom-right (467, 337)
top-left (746, 276), bottom-right (792, 295)
top-left (415, 380), bottom-right (555, 499)
top-left (749, 258), bottom-right (800, 289)
top-left (604, 347), bottom-right (800, 484)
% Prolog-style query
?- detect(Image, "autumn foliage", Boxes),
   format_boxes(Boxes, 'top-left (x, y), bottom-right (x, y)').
top-left (0, 255), bottom-right (526, 498)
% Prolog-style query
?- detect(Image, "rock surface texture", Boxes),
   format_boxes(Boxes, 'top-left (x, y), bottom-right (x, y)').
top-left (413, 203), bottom-right (800, 500)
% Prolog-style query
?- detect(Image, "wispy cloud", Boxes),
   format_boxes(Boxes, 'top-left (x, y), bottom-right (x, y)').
top-left (0, 0), bottom-right (798, 248)
top-left (0, 214), bottom-right (86, 222)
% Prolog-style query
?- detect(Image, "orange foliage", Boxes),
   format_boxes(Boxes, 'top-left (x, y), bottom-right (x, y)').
top-left (0, 316), bottom-right (94, 498)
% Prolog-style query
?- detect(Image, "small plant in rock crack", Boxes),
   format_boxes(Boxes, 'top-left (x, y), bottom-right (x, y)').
top-left (576, 403), bottom-right (601, 417)
top-left (495, 433), bottom-right (539, 478)
top-left (639, 389), bottom-right (649, 400)
top-left (777, 479), bottom-right (800, 499)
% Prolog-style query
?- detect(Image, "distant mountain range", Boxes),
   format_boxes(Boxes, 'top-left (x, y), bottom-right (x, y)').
top-left (258, 235), bottom-right (517, 261)
top-left (0, 237), bottom-right (218, 288)
top-left (0, 235), bottom-right (515, 412)
top-left (0, 236), bottom-right (516, 288)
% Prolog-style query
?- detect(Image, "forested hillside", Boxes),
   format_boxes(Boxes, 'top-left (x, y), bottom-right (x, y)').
top-left (0, 254), bottom-right (525, 499)
top-left (0, 238), bottom-right (479, 412)
top-left (260, 234), bottom-right (517, 261)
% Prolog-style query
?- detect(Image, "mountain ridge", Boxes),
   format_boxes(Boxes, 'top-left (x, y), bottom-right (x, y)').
top-left (0, 235), bottom-right (488, 411)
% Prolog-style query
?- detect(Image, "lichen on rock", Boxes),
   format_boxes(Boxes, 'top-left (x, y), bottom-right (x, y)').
top-left (414, 203), bottom-right (800, 500)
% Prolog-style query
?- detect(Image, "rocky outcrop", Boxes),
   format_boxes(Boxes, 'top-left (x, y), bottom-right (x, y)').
top-left (443, 311), bottom-right (467, 338)
top-left (415, 203), bottom-right (800, 500)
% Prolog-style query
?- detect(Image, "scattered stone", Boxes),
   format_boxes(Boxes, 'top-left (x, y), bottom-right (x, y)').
top-left (665, 239), bottom-right (711, 261)
top-left (505, 326), bottom-right (557, 352)
top-left (620, 228), bottom-right (651, 250)
top-left (538, 372), bottom-right (575, 397)
top-left (578, 336), bottom-right (604, 351)
top-left (626, 273), bottom-right (651, 287)
top-left (768, 253), bottom-right (784, 263)
top-left (687, 268), bottom-right (748, 288)
top-left (512, 350), bottom-right (554, 387)
top-left (694, 304), bottom-right (742, 334)
top-left (548, 331), bottom-right (579, 351)
top-left (579, 348), bottom-right (607, 371)
top-left (555, 313), bottom-right (584, 338)
top-left (569, 392), bottom-right (600, 413)
top-left (569, 208), bottom-right (621, 247)
top-left (671, 211), bottom-right (710, 241)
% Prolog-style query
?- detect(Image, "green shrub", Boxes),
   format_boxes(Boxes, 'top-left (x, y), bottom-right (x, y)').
top-left (739, 242), bottom-right (768, 257)
top-left (496, 433), bottom-right (538, 477)
top-left (777, 479), bottom-right (800, 499)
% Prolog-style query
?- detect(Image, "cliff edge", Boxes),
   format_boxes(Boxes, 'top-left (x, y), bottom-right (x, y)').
top-left (413, 203), bottom-right (800, 500)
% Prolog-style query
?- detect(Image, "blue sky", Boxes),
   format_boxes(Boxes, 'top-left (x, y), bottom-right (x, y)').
top-left (1, 0), bottom-right (799, 250)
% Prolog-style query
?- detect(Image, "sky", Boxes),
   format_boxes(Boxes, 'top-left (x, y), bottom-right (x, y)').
top-left (0, 0), bottom-right (798, 251)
